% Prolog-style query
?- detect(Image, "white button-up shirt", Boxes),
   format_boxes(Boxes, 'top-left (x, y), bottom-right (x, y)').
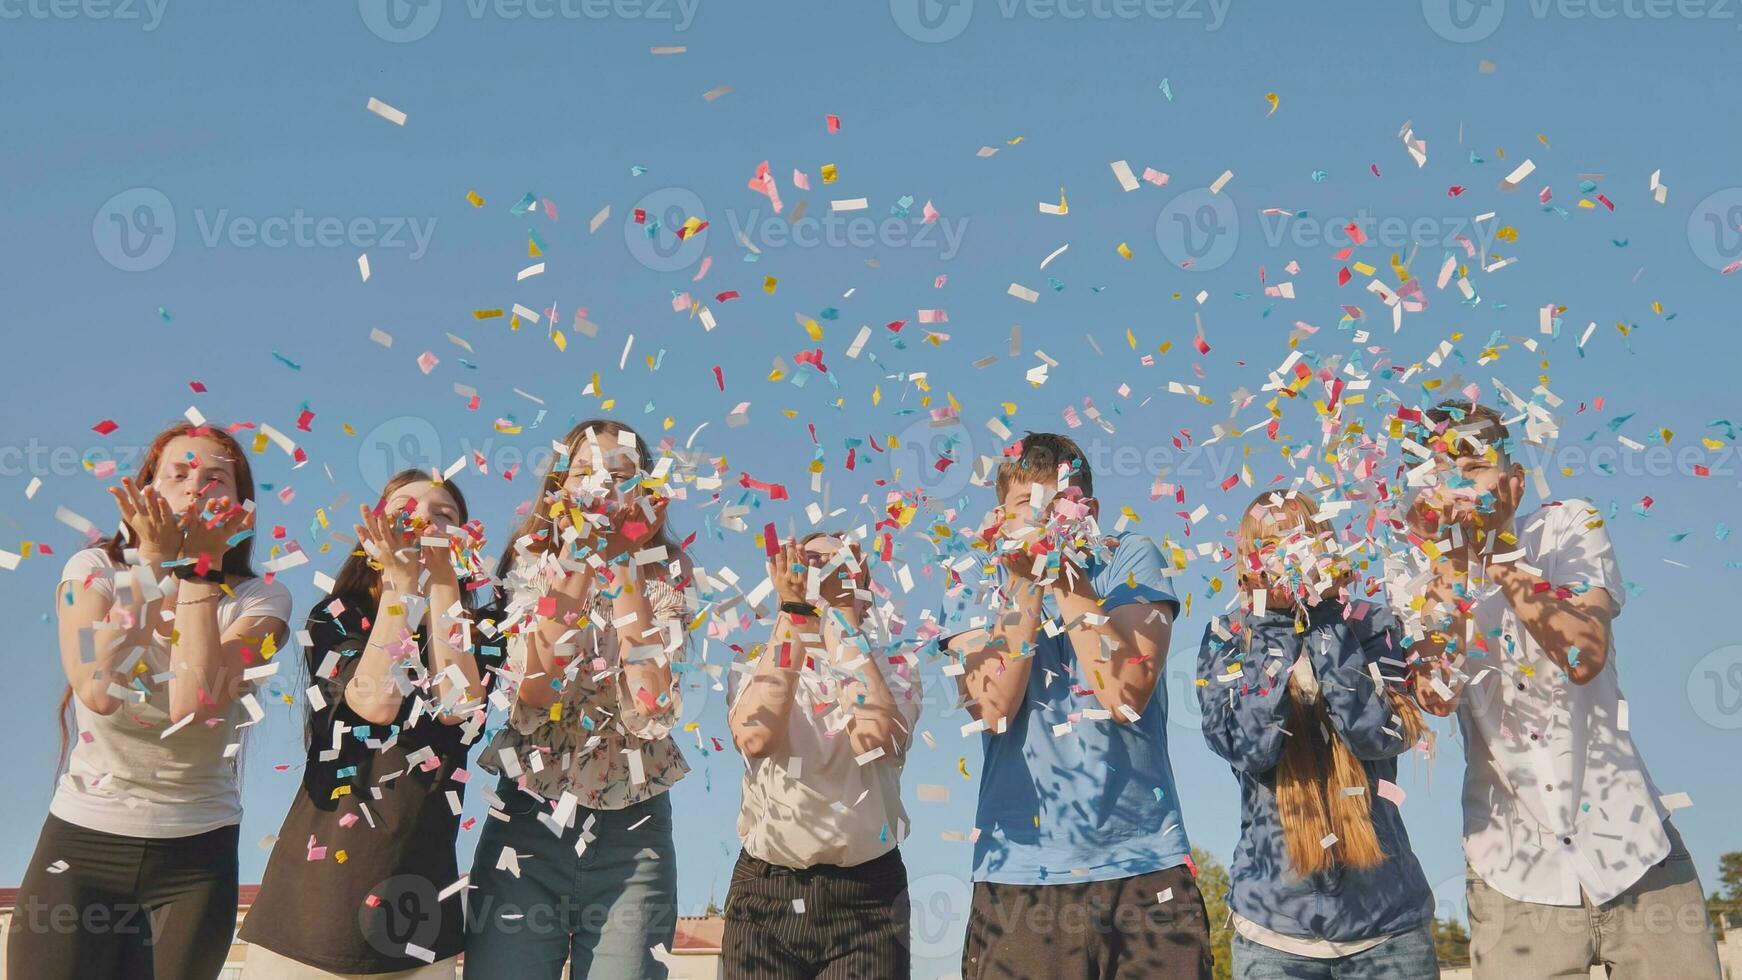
top-left (729, 627), bottom-right (924, 869)
top-left (1390, 499), bottom-right (1670, 906)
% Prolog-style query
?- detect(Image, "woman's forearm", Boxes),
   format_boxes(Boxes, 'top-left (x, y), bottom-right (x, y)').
top-left (425, 578), bottom-right (485, 717)
top-left (830, 606), bottom-right (906, 756)
top-left (517, 571), bottom-right (592, 709)
top-left (166, 580), bottom-right (230, 721)
top-left (612, 565), bottom-right (674, 707)
top-left (729, 614), bottom-right (809, 758)
top-left (342, 586), bottom-right (415, 724)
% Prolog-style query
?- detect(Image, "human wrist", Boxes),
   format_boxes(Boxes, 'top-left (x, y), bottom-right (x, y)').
top-left (175, 579), bottom-right (224, 602)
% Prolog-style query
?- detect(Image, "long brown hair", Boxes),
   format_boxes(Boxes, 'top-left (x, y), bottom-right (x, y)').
top-left (493, 418), bottom-right (681, 586)
top-left (1235, 490), bottom-right (1425, 877)
top-left (58, 421), bottom-right (261, 772)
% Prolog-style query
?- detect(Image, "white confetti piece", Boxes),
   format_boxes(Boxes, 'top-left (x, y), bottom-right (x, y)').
top-left (365, 97), bottom-right (407, 126)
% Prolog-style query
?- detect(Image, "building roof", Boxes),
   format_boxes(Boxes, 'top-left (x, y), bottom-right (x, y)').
top-left (674, 915), bottom-right (724, 952)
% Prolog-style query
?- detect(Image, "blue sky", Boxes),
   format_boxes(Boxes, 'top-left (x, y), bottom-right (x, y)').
top-left (3, 0), bottom-right (1741, 973)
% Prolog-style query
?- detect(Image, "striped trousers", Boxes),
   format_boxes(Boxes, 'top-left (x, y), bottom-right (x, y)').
top-left (721, 848), bottom-right (910, 979)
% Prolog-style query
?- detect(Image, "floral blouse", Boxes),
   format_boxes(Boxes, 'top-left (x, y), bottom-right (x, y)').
top-left (479, 555), bottom-right (690, 810)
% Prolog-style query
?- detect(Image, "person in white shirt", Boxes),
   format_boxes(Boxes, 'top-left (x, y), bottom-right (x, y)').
top-left (1394, 400), bottom-right (1721, 980)
top-left (724, 531), bottom-right (923, 979)
top-left (9, 421), bottom-right (292, 980)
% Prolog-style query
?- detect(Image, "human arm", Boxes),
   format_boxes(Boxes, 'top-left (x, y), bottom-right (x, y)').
top-left (1196, 617), bottom-right (1295, 773)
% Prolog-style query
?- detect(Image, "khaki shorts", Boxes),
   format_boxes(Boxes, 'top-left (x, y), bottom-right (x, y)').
top-left (1466, 821), bottom-right (1721, 980)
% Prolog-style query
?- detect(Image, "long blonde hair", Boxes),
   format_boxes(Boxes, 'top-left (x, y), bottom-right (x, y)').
top-left (1235, 490), bottom-right (1425, 877)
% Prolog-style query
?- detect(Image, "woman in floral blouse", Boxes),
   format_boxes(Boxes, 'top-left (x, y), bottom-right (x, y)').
top-left (464, 418), bottom-right (692, 980)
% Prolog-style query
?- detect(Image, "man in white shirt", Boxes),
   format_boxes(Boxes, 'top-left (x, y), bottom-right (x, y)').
top-left (724, 531), bottom-right (923, 979)
top-left (1393, 400), bottom-right (1721, 979)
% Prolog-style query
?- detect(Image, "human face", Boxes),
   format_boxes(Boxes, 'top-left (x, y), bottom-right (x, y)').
top-left (560, 429), bottom-right (641, 505)
top-left (995, 477), bottom-right (1099, 531)
top-left (149, 434), bottom-right (239, 516)
top-left (1435, 450), bottom-right (1523, 531)
top-left (801, 535), bottom-right (844, 567)
top-left (383, 480), bottom-right (462, 532)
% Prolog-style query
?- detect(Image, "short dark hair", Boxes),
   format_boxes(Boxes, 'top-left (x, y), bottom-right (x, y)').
top-left (1426, 400), bottom-right (1511, 462)
top-left (995, 432), bottom-right (1093, 500)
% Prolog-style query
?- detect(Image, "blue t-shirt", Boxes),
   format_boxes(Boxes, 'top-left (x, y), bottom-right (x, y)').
top-left (968, 533), bottom-right (1191, 885)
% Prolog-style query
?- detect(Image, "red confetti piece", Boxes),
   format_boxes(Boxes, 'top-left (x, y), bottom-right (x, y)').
top-left (826, 114), bottom-right (841, 133)
top-left (92, 419), bottom-right (118, 435)
top-left (712, 366), bottom-right (725, 390)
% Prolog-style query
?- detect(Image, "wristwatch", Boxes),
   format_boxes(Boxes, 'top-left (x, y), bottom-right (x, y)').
top-left (172, 563), bottom-right (226, 584)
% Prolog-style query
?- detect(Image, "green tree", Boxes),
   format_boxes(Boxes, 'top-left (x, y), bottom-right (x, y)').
top-left (1711, 850), bottom-right (1742, 927)
top-left (1192, 847), bottom-right (1234, 980)
top-left (1431, 916), bottom-right (1471, 967)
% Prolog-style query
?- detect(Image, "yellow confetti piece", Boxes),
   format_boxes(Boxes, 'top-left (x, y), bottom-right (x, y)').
top-left (1265, 91), bottom-right (1279, 115)
top-left (803, 318), bottom-right (823, 341)
top-left (465, 190), bottom-right (484, 207)
top-left (959, 758), bottom-right (971, 779)
top-left (821, 163), bottom-right (838, 184)
top-left (552, 330), bottom-right (567, 352)
top-left (335, 850), bottom-right (348, 864)
top-left (473, 309), bottom-right (503, 320)
top-left (1351, 261), bottom-right (1377, 276)
top-left (1495, 226), bottom-right (1518, 243)
top-left (1116, 242), bottom-right (1133, 259)
top-left (330, 785), bottom-right (352, 800)
top-left (763, 276), bottom-right (778, 294)
top-left (529, 238), bottom-right (542, 258)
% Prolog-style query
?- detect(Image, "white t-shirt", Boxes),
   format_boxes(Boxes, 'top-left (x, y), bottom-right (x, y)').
top-left (53, 548), bottom-right (293, 838)
top-left (1390, 500), bottom-right (1669, 906)
top-left (729, 629), bottom-right (923, 869)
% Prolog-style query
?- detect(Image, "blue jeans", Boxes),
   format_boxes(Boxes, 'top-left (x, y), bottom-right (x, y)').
top-left (1232, 924), bottom-right (1440, 979)
top-left (464, 779), bottom-right (677, 980)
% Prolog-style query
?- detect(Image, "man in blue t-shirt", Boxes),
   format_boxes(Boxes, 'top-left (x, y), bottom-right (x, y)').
top-left (948, 433), bottom-right (1212, 980)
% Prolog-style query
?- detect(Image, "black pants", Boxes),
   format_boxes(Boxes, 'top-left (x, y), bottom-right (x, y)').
top-left (722, 848), bottom-right (911, 980)
top-left (7, 813), bottom-right (240, 980)
top-left (962, 864), bottom-right (1213, 980)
